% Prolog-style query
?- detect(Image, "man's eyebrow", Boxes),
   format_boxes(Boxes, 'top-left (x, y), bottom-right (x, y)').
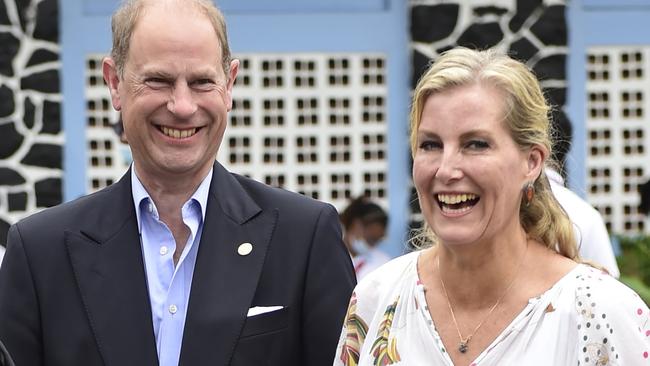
top-left (141, 69), bottom-right (174, 79)
top-left (188, 69), bottom-right (220, 79)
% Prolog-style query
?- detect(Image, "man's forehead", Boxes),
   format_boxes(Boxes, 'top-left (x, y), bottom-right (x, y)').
top-left (128, 0), bottom-right (216, 38)
top-left (138, 0), bottom-right (201, 12)
top-left (128, 2), bottom-right (222, 51)
top-left (139, 65), bottom-right (222, 77)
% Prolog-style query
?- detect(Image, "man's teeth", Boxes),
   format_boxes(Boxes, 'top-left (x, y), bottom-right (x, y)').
top-left (161, 126), bottom-right (197, 139)
top-left (437, 193), bottom-right (477, 205)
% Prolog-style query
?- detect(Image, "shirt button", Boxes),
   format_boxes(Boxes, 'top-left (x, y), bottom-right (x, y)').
top-left (148, 203), bottom-right (154, 213)
top-left (159, 246), bottom-right (168, 256)
top-left (169, 304), bottom-right (178, 314)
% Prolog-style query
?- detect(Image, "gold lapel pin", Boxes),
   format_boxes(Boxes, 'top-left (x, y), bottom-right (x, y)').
top-left (237, 242), bottom-right (253, 256)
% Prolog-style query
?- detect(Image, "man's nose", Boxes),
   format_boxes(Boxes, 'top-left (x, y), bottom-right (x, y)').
top-left (167, 82), bottom-right (197, 118)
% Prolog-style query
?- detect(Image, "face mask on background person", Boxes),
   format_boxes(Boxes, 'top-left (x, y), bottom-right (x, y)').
top-left (351, 238), bottom-right (371, 256)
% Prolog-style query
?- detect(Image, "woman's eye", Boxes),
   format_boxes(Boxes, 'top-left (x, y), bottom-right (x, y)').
top-left (419, 140), bottom-right (441, 151)
top-left (466, 140), bottom-right (489, 150)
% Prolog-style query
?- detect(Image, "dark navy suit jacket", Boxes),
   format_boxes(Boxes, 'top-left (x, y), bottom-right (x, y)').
top-left (0, 340), bottom-right (14, 366)
top-left (0, 162), bottom-right (355, 365)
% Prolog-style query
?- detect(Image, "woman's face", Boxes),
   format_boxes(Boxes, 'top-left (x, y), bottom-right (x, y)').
top-left (412, 83), bottom-right (540, 247)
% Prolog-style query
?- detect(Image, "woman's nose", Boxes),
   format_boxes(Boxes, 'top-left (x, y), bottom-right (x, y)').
top-left (435, 150), bottom-right (463, 182)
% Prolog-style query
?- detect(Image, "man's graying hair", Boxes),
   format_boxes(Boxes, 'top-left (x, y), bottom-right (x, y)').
top-left (110, 0), bottom-right (232, 79)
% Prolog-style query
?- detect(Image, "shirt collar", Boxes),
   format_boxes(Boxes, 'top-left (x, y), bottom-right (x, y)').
top-left (131, 164), bottom-right (213, 232)
top-left (545, 167), bottom-right (564, 186)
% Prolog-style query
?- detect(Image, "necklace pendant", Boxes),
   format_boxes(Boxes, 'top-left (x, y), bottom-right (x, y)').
top-left (459, 342), bottom-right (468, 353)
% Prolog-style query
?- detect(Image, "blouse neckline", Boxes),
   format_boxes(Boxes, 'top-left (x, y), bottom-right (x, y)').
top-left (412, 251), bottom-right (584, 365)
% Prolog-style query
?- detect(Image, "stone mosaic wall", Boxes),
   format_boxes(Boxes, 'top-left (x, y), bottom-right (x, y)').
top-left (409, 0), bottom-right (569, 224)
top-left (0, 0), bottom-right (61, 246)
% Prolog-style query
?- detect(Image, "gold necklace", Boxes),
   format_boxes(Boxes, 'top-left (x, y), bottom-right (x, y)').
top-left (437, 244), bottom-right (527, 354)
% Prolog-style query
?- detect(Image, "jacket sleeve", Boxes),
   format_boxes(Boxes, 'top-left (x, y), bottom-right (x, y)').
top-left (0, 224), bottom-right (44, 366)
top-left (301, 204), bottom-right (356, 365)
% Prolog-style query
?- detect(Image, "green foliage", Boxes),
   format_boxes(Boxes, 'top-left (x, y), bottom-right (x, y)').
top-left (617, 235), bottom-right (650, 304)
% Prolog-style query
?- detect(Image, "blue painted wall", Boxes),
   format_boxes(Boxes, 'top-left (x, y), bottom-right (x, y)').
top-left (82, 0), bottom-right (390, 14)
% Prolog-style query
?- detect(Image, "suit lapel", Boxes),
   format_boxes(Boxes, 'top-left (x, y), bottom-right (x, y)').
top-left (65, 172), bottom-right (158, 366)
top-left (179, 163), bottom-right (277, 365)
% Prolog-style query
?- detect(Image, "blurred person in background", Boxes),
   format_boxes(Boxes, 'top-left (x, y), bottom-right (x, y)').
top-left (340, 196), bottom-right (391, 280)
top-left (546, 169), bottom-right (620, 277)
top-left (545, 111), bottom-right (620, 277)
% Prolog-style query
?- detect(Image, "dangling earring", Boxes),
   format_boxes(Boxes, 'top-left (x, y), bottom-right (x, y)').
top-left (523, 182), bottom-right (535, 207)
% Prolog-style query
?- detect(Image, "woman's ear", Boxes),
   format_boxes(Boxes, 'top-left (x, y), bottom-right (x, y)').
top-left (526, 144), bottom-right (547, 181)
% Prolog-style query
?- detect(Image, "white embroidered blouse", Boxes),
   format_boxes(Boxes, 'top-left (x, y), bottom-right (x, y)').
top-left (333, 251), bottom-right (650, 366)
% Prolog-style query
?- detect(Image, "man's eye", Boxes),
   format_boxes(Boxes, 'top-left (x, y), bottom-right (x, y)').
top-left (192, 79), bottom-right (216, 89)
top-left (145, 78), bottom-right (169, 87)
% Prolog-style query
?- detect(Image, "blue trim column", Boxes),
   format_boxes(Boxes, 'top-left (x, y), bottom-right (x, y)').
top-left (61, 0), bottom-right (87, 201)
top-left (566, 0), bottom-right (587, 195)
top-left (384, 1), bottom-right (411, 257)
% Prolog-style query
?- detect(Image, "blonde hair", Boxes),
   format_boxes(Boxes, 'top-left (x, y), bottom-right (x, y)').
top-left (110, 0), bottom-right (232, 78)
top-left (409, 47), bottom-right (577, 260)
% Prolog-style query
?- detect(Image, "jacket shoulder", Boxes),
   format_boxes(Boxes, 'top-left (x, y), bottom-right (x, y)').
top-left (17, 188), bottom-right (110, 228)
top-left (233, 173), bottom-right (331, 213)
top-left (13, 180), bottom-right (130, 243)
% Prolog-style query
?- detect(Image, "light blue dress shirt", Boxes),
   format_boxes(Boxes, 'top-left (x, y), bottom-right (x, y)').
top-left (131, 166), bottom-right (212, 366)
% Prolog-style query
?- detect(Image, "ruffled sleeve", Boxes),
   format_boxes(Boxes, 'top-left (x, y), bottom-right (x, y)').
top-left (333, 275), bottom-right (383, 366)
top-left (575, 267), bottom-right (650, 365)
top-left (333, 252), bottom-right (419, 366)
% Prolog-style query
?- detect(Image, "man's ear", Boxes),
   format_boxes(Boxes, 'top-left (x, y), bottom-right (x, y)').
top-left (102, 57), bottom-right (122, 111)
top-left (526, 144), bottom-right (547, 181)
top-left (225, 59), bottom-right (239, 111)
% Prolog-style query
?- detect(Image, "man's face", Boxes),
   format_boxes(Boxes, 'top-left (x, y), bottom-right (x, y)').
top-left (104, 3), bottom-right (238, 183)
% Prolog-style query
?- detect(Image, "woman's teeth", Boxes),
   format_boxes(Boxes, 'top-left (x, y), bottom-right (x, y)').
top-left (437, 193), bottom-right (477, 204)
